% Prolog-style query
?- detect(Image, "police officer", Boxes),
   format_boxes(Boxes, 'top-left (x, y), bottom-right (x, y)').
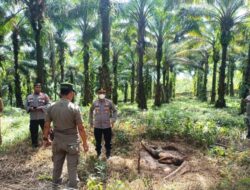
top-left (25, 83), bottom-right (50, 147)
top-left (89, 88), bottom-right (117, 159)
top-left (0, 97), bottom-right (3, 145)
top-left (43, 83), bottom-right (88, 189)
top-left (245, 89), bottom-right (250, 139)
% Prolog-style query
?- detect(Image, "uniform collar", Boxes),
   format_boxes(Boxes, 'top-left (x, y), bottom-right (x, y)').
top-left (61, 98), bottom-right (70, 102)
top-left (98, 98), bottom-right (106, 102)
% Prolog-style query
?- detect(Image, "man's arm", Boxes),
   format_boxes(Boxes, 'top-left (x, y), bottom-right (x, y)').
top-left (110, 102), bottom-right (117, 127)
top-left (245, 96), bottom-right (250, 103)
top-left (43, 121), bottom-right (51, 147)
top-left (77, 124), bottom-right (88, 152)
top-left (89, 104), bottom-right (94, 127)
top-left (25, 96), bottom-right (33, 112)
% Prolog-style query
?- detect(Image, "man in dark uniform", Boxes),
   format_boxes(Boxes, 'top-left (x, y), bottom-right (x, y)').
top-left (89, 88), bottom-right (117, 159)
top-left (0, 97), bottom-right (3, 145)
top-left (25, 83), bottom-right (50, 147)
top-left (43, 83), bottom-right (88, 189)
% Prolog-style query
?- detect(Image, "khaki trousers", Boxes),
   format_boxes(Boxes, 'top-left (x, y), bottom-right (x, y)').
top-left (52, 141), bottom-right (79, 188)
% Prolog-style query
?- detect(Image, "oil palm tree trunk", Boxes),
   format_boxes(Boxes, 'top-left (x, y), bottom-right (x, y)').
top-left (112, 52), bottom-right (118, 104)
top-left (154, 37), bottom-right (163, 107)
top-left (99, 0), bottom-right (112, 98)
top-left (83, 43), bottom-right (92, 106)
top-left (211, 47), bottom-right (219, 103)
top-left (216, 43), bottom-right (228, 108)
top-left (12, 27), bottom-right (24, 108)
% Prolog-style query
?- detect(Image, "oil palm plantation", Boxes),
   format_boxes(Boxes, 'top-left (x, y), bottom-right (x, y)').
top-left (128, 0), bottom-right (153, 109)
top-left (69, 0), bottom-right (99, 105)
top-left (21, 0), bottom-right (46, 85)
top-left (211, 0), bottom-right (248, 107)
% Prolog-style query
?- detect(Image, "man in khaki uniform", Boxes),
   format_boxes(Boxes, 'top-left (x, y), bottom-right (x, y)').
top-left (43, 83), bottom-right (88, 189)
top-left (0, 97), bottom-right (3, 145)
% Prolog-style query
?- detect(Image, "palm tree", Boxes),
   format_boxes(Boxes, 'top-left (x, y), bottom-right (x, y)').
top-left (212, 0), bottom-right (248, 107)
top-left (162, 39), bottom-right (204, 102)
top-left (0, 2), bottom-right (25, 108)
top-left (69, 0), bottom-right (99, 106)
top-left (12, 23), bottom-right (24, 108)
top-left (47, 0), bottom-right (74, 84)
top-left (21, 0), bottom-right (46, 85)
top-left (197, 23), bottom-right (220, 103)
top-left (99, 0), bottom-right (112, 98)
top-left (128, 0), bottom-right (153, 109)
top-left (148, 4), bottom-right (169, 107)
top-left (123, 24), bottom-right (137, 103)
top-left (239, 22), bottom-right (250, 113)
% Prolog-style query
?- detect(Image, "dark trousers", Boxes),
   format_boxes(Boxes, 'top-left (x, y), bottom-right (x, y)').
top-left (30, 119), bottom-right (45, 147)
top-left (94, 128), bottom-right (112, 157)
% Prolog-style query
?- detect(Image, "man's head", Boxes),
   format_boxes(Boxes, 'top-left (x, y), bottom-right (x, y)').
top-left (34, 83), bottom-right (42, 94)
top-left (60, 82), bottom-right (76, 101)
top-left (97, 88), bottom-right (106, 100)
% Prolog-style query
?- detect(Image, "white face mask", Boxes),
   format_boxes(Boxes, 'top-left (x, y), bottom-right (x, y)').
top-left (99, 94), bottom-right (105, 99)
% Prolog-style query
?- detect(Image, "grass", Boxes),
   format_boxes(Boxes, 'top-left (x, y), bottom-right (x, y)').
top-left (0, 107), bottom-right (30, 153)
top-left (1, 96), bottom-right (249, 189)
top-left (111, 96), bottom-right (245, 148)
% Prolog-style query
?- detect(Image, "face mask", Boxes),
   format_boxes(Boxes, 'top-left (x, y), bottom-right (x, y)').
top-left (99, 94), bottom-right (105, 99)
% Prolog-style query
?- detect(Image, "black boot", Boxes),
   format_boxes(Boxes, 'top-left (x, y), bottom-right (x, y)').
top-left (97, 151), bottom-right (101, 159)
top-left (247, 126), bottom-right (250, 139)
top-left (106, 151), bottom-right (111, 159)
top-left (247, 132), bottom-right (250, 139)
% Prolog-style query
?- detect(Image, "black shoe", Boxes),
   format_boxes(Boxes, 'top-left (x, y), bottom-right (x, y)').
top-left (106, 152), bottom-right (110, 159)
top-left (32, 144), bottom-right (39, 148)
top-left (246, 134), bottom-right (250, 139)
top-left (97, 152), bottom-right (101, 159)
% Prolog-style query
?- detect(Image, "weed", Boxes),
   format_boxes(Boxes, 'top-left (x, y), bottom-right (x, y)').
top-left (86, 177), bottom-right (103, 190)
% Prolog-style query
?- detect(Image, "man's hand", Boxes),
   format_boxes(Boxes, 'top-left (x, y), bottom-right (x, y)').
top-left (111, 121), bottom-right (115, 128)
top-left (82, 142), bottom-right (89, 152)
top-left (43, 138), bottom-right (52, 148)
top-left (29, 107), bottom-right (36, 112)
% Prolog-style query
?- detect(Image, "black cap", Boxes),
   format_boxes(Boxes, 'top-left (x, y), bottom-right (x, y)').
top-left (60, 82), bottom-right (76, 92)
top-left (97, 88), bottom-right (106, 94)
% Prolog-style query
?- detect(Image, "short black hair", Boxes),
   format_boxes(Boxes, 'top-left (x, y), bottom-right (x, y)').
top-left (60, 89), bottom-right (72, 96)
top-left (34, 82), bottom-right (41, 87)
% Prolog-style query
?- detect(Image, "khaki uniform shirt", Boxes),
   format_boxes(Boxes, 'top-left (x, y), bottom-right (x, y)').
top-left (45, 98), bottom-right (83, 144)
top-left (89, 98), bottom-right (117, 129)
top-left (25, 93), bottom-right (50, 120)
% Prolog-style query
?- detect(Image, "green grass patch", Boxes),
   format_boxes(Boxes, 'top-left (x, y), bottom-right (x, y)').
top-left (114, 96), bottom-right (246, 148)
top-left (0, 107), bottom-right (30, 153)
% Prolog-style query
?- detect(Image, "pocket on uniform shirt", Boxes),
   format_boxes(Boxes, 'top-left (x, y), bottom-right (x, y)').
top-left (38, 99), bottom-right (45, 106)
top-left (67, 143), bottom-right (80, 155)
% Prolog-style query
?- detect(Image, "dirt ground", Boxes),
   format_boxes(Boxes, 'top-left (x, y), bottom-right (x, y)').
top-left (0, 138), bottom-right (221, 190)
top-left (107, 140), bottom-right (220, 190)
